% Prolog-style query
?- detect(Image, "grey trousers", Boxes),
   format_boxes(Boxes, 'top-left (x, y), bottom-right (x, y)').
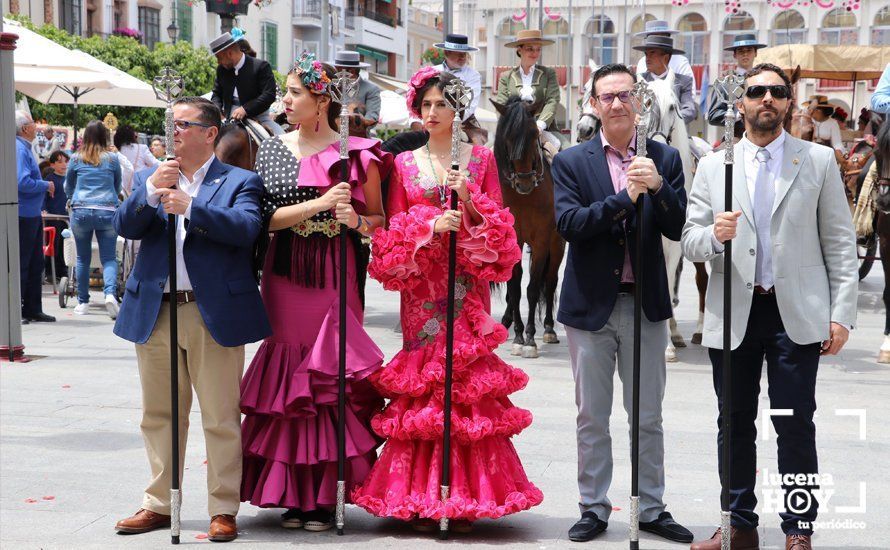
top-left (566, 294), bottom-right (669, 523)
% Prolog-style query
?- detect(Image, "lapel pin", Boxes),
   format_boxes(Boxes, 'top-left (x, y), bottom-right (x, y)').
top-left (792, 158), bottom-right (799, 165)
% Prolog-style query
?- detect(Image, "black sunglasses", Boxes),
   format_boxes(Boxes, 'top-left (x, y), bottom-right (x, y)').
top-left (744, 85), bottom-right (791, 100)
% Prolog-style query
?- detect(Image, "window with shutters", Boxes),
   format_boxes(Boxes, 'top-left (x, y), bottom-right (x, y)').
top-left (138, 7), bottom-right (160, 49)
top-left (177, 2), bottom-right (193, 44)
top-left (262, 21), bottom-right (278, 69)
top-left (60, 0), bottom-right (82, 35)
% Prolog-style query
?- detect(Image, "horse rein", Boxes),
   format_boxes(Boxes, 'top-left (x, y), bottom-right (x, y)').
top-left (505, 142), bottom-right (545, 194)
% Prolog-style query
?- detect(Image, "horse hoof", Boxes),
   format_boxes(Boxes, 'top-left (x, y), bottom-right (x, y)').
top-left (543, 333), bottom-right (559, 344)
top-left (512, 343), bottom-right (524, 356)
top-left (879, 350), bottom-right (890, 364)
top-left (522, 345), bottom-right (539, 359)
top-left (665, 348), bottom-right (678, 363)
top-left (671, 334), bottom-right (687, 348)
top-left (691, 333), bottom-right (703, 345)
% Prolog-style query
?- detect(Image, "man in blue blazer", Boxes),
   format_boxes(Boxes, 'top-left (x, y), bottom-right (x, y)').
top-left (553, 63), bottom-right (692, 544)
top-left (112, 97), bottom-right (270, 542)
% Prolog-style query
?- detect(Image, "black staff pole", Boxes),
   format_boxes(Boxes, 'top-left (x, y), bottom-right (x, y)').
top-left (330, 69), bottom-right (359, 536)
top-left (151, 67), bottom-right (184, 545)
top-left (439, 77), bottom-right (473, 540)
top-left (716, 73), bottom-right (746, 550)
top-left (629, 79), bottom-right (654, 550)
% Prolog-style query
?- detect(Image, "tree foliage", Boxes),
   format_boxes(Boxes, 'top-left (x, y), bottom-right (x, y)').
top-left (10, 14), bottom-right (217, 134)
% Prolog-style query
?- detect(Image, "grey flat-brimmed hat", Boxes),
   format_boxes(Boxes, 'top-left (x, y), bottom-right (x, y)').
top-left (210, 28), bottom-right (246, 55)
top-left (434, 33), bottom-right (479, 52)
top-left (633, 35), bottom-right (685, 55)
top-left (725, 33), bottom-right (767, 51)
top-left (634, 20), bottom-right (679, 37)
top-left (331, 50), bottom-right (371, 69)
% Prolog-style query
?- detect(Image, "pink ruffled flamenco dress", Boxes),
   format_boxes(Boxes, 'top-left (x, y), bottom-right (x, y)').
top-left (352, 145), bottom-right (544, 523)
top-left (240, 136), bottom-right (392, 517)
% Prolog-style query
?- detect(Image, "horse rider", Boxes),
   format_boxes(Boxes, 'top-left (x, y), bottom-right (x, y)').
top-left (331, 50), bottom-right (382, 130)
top-left (634, 20), bottom-right (696, 84)
top-left (707, 33), bottom-right (766, 127)
top-left (210, 28), bottom-right (284, 135)
top-left (497, 29), bottom-right (569, 160)
top-left (435, 33), bottom-right (487, 145)
top-left (636, 35), bottom-right (698, 126)
top-left (804, 96), bottom-right (847, 165)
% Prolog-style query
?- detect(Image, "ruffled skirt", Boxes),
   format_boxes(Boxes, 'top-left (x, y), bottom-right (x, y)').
top-left (240, 236), bottom-right (383, 510)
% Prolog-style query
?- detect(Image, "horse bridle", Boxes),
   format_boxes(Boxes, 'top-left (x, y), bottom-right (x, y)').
top-left (505, 142), bottom-right (545, 194)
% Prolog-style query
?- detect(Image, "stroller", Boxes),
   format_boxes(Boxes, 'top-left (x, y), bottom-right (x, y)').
top-left (57, 222), bottom-right (135, 309)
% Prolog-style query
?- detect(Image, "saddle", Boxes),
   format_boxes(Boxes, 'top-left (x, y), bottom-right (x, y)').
top-left (241, 118), bottom-right (272, 148)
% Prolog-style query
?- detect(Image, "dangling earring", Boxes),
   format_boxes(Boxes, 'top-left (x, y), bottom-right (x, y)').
top-left (314, 112), bottom-right (321, 132)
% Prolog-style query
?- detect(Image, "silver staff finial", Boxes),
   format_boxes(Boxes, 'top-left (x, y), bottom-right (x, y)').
top-left (631, 80), bottom-right (656, 157)
top-left (330, 69), bottom-right (359, 106)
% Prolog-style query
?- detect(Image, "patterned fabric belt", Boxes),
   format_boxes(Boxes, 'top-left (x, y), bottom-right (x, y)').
top-left (161, 290), bottom-right (196, 304)
top-left (290, 218), bottom-right (341, 238)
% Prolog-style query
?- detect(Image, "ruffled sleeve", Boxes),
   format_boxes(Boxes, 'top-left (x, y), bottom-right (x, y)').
top-left (369, 152), bottom-right (445, 291)
top-left (454, 148), bottom-right (521, 283)
top-left (297, 136), bottom-right (393, 207)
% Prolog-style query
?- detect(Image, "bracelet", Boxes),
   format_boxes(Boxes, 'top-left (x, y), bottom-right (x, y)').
top-left (352, 215), bottom-right (363, 231)
top-left (461, 194), bottom-right (472, 204)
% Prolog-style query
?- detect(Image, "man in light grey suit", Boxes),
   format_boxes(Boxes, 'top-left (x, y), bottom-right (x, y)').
top-left (331, 51), bottom-right (381, 129)
top-left (636, 35), bottom-right (698, 126)
top-left (682, 64), bottom-right (858, 550)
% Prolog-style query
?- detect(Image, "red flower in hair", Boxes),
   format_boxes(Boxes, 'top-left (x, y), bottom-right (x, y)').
top-left (406, 66), bottom-right (442, 118)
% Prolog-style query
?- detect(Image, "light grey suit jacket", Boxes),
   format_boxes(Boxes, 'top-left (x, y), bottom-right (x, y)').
top-left (357, 78), bottom-right (382, 123)
top-left (681, 135), bottom-right (858, 349)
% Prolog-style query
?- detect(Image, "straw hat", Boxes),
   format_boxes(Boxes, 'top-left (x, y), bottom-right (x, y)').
top-left (504, 29), bottom-right (555, 48)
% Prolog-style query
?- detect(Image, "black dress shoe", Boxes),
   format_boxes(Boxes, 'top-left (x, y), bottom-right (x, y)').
top-left (24, 312), bottom-right (56, 323)
top-left (639, 511), bottom-right (694, 543)
top-left (568, 511), bottom-right (607, 542)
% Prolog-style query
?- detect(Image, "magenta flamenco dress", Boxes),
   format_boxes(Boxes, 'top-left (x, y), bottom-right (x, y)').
top-left (352, 145), bottom-right (544, 521)
top-left (240, 135), bottom-right (391, 511)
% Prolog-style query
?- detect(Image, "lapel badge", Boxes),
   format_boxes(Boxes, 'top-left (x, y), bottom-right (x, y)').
top-left (792, 158), bottom-right (799, 165)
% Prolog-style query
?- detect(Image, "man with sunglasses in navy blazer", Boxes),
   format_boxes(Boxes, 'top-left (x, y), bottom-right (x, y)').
top-left (683, 64), bottom-right (857, 550)
top-left (553, 63), bottom-right (692, 544)
top-left (112, 97), bottom-right (270, 542)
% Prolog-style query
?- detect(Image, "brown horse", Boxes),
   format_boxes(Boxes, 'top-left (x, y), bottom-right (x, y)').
top-left (215, 121), bottom-right (262, 171)
top-left (491, 96), bottom-right (566, 358)
top-left (345, 101), bottom-right (378, 138)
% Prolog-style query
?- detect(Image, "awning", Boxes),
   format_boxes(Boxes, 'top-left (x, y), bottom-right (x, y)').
top-left (356, 46), bottom-right (388, 63)
top-left (757, 44), bottom-right (890, 81)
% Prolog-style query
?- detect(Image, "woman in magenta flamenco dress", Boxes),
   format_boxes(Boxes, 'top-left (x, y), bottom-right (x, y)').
top-left (352, 68), bottom-right (543, 530)
top-left (239, 54), bottom-right (392, 531)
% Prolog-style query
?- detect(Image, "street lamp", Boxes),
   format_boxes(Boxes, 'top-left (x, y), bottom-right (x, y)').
top-left (167, 20), bottom-right (179, 42)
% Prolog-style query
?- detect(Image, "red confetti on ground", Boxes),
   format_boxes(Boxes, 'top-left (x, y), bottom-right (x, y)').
top-left (24, 498), bottom-right (37, 503)
top-left (195, 533), bottom-right (208, 539)
top-left (612, 506), bottom-right (622, 511)
top-left (42, 496), bottom-right (55, 501)
top-left (61, 385), bottom-right (71, 389)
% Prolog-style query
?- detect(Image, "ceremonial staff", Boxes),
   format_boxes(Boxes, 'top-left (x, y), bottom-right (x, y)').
top-left (151, 67), bottom-right (184, 546)
top-left (715, 73), bottom-right (746, 550)
top-left (628, 79), bottom-right (654, 550)
top-left (329, 67), bottom-right (359, 536)
top-left (439, 77), bottom-right (473, 541)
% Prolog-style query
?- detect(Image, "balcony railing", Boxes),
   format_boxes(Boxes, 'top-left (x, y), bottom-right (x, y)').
top-left (293, 0), bottom-right (321, 19)
top-left (346, 7), bottom-right (397, 28)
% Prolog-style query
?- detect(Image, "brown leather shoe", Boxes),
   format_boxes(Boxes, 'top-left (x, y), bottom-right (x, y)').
top-left (115, 509), bottom-right (171, 534)
top-left (208, 514), bottom-right (238, 542)
top-left (787, 534), bottom-right (812, 550)
top-left (690, 527), bottom-right (759, 550)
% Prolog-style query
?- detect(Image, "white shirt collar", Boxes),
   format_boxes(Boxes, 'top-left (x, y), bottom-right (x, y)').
top-left (180, 154), bottom-right (217, 192)
top-left (740, 130), bottom-right (786, 159)
top-left (519, 64), bottom-right (536, 79)
top-left (233, 54), bottom-right (246, 76)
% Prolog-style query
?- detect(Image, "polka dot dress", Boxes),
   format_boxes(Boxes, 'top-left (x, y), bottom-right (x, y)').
top-left (256, 137), bottom-right (333, 225)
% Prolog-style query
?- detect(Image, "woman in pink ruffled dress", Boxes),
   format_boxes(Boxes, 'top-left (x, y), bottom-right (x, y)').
top-left (352, 68), bottom-right (543, 531)
top-left (239, 53), bottom-right (391, 531)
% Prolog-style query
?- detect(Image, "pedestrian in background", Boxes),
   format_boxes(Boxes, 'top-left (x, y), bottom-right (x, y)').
top-left (149, 136), bottom-right (166, 160)
top-left (15, 110), bottom-right (56, 323)
top-left (115, 125), bottom-right (159, 195)
top-left (64, 120), bottom-right (122, 318)
top-left (43, 150), bottom-right (70, 282)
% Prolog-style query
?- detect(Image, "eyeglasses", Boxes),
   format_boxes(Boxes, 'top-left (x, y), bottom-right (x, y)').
top-left (744, 85), bottom-right (791, 100)
top-left (596, 90), bottom-right (633, 105)
top-left (173, 119), bottom-right (213, 131)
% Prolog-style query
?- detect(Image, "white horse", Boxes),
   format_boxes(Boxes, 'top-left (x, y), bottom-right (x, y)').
top-left (578, 62), bottom-right (712, 362)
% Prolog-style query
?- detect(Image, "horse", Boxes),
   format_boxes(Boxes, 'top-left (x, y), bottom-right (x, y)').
top-left (490, 95), bottom-right (566, 358)
top-left (215, 120), bottom-right (264, 171)
top-left (345, 101), bottom-right (378, 138)
top-left (577, 68), bottom-right (711, 362)
top-left (857, 117), bottom-right (890, 362)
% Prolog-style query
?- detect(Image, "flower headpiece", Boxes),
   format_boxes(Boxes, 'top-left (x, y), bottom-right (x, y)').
top-left (230, 28), bottom-right (246, 42)
top-left (293, 52), bottom-right (331, 95)
top-left (406, 65), bottom-right (442, 118)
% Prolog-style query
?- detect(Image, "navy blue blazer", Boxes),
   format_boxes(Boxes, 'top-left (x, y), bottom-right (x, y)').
top-left (552, 135), bottom-right (687, 332)
top-left (113, 158), bottom-right (271, 347)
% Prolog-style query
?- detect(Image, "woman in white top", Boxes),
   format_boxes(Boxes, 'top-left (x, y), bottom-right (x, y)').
top-left (113, 125), bottom-right (160, 174)
top-left (808, 100), bottom-right (846, 164)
